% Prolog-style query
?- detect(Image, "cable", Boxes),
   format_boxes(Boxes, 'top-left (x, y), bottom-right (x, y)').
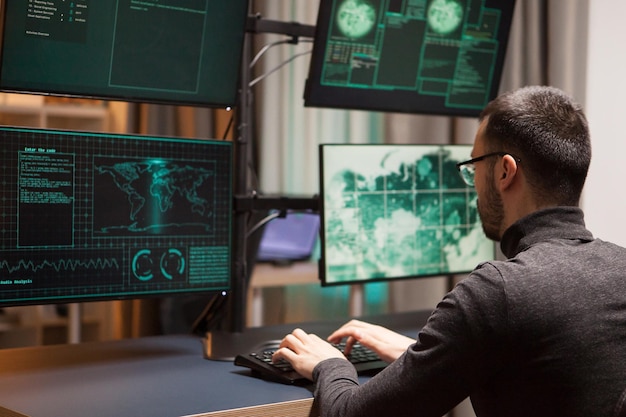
top-left (249, 49), bottom-right (312, 88)
top-left (249, 39), bottom-right (294, 69)
top-left (246, 211), bottom-right (282, 239)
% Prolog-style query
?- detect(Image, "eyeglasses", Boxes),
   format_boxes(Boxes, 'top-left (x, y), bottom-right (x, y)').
top-left (455, 152), bottom-right (521, 187)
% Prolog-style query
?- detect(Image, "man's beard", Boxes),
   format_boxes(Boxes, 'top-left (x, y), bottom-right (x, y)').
top-left (477, 172), bottom-right (505, 241)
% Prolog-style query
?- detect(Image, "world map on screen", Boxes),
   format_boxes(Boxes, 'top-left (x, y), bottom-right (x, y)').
top-left (321, 144), bottom-right (494, 284)
top-left (94, 159), bottom-right (215, 235)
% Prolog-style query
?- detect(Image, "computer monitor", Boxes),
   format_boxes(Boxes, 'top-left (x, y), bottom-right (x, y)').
top-left (318, 143), bottom-right (494, 286)
top-left (256, 211), bottom-right (319, 264)
top-left (0, 0), bottom-right (248, 107)
top-left (0, 126), bottom-right (232, 306)
top-left (304, 0), bottom-right (516, 117)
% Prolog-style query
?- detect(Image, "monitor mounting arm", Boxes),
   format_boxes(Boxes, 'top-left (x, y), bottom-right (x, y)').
top-left (201, 14), bottom-right (317, 360)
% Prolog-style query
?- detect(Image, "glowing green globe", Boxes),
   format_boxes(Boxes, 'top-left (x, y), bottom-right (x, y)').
top-left (336, 0), bottom-right (376, 39)
top-left (427, 0), bottom-right (464, 35)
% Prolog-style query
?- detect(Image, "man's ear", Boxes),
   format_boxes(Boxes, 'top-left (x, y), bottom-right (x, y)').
top-left (498, 154), bottom-right (519, 191)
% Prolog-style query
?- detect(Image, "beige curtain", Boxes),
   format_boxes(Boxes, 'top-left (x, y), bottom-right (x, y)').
top-left (251, 0), bottom-right (589, 174)
top-left (251, 1), bottom-right (384, 196)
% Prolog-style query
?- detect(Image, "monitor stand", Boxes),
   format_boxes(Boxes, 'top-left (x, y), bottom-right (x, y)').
top-left (201, 321), bottom-right (342, 361)
top-left (202, 329), bottom-right (278, 361)
top-left (202, 324), bottom-right (324, 361)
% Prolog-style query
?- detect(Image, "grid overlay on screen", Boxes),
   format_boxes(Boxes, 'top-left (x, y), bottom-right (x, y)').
top-left (320, 144), bottom-right (494, 285)
top-left (0, 127), bottom-right (232, 305)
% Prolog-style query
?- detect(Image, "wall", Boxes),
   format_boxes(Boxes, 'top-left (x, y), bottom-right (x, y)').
top-left (583, 2), bottom-right (626, 245)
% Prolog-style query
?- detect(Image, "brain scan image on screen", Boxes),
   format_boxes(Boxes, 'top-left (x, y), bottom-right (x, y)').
top-left (320, 144), bottom-right (494, 285)
top-left (305, 0), bottom-right (516, 116)
top-left (336, 0), bottom-right (377, 39)
top-left (427, 0), bottom-right (464, 35)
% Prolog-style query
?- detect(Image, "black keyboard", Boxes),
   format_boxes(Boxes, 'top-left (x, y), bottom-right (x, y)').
top-left (234, 340), bottom-right (387, 384)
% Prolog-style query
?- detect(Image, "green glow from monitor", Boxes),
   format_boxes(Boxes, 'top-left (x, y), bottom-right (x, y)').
top-left (319, 144), bottom-right (494, 285)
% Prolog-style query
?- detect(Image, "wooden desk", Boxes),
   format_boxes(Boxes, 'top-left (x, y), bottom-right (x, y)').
top-left (0, 335), bottom-right (317, 417)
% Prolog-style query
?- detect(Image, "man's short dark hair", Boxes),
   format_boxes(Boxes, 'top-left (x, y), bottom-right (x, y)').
top-left (480, 85), bottom-right (591, 206)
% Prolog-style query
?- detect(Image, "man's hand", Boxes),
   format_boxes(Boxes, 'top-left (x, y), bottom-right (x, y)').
top-left (272, 320), bottom-right (415, 380)
top-left (328, 319), bottom-right (414, 363)
top-left (272, 328), bottom-right (347, 381)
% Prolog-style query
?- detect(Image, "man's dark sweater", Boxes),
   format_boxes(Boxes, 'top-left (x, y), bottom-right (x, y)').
top-left (313, 207), bottom-right (626, 417)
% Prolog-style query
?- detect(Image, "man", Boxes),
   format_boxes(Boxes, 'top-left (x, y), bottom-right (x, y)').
top-left (272, 86), bottom-right (626, 417)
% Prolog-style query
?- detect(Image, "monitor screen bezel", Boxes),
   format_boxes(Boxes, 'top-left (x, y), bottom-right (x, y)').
top-left (0, 125), bottom-right (233, 307)
top-left (0, 1), bottom-right (249, 108)
top-left (304, 0), bottom-right (517, 117)
top-left (318, 143), bottom-right (495, 287)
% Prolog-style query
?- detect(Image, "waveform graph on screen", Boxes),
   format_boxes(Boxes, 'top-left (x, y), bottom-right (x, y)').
top-left (0, 250), bottom-right (122, 298)
top-left (319, 144), bottom-right (494, 285)
top-left (0, 126), bottom-right (232, 306)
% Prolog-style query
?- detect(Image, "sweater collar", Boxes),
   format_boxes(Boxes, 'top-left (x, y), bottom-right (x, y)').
top-left (499, 207), bottom-right (594, 258)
